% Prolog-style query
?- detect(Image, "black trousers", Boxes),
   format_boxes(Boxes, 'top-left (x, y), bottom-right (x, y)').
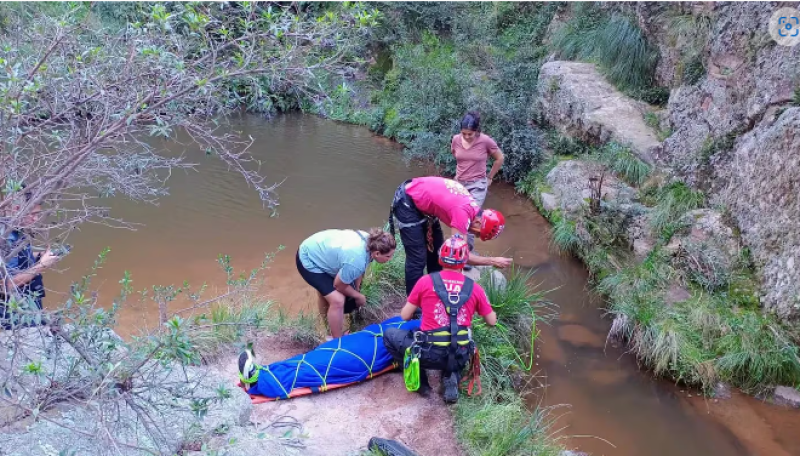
top-left (391, 182), bottom-right (444, 296)
top-left (383, 327), bottom-right (472, 377)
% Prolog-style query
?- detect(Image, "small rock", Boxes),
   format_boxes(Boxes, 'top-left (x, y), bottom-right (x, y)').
top-left (633, 238), bottom-right (655, 259)
top-left (561, 451), bottom-right (590, 456)
top-left (546, 160), bottom-right (637, 214)
top-left (664, 237), bottom-right (682, 255)
top-left (773, 386), bottom-right (800, 408)
top-left (541, 192), bottom-right (558, 212)
top-left (713, 382), bottom-right (732, 400)
top-left (665, 282), bottom-right (692, 305)
top-left (488, 270), bottom-right (507, 292)
top-left (462, 267), bottom-right (481, 282)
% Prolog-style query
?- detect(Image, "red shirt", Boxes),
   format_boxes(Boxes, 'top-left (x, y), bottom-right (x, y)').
top-left (404, 176), bottom-right (479, 235)
top-left (407, 270), bottom-right (494, 331)
top-left (451, 133), bottom-right (499, 183)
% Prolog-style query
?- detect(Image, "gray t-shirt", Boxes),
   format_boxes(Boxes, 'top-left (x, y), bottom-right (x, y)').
top-left (298, 229), bottom-right (370, 285)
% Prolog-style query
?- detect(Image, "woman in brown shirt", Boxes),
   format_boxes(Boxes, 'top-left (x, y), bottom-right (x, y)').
top-left (451, 111), bottom-right (504, 251)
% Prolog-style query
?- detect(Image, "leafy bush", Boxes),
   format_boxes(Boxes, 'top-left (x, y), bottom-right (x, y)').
top-left (545, 129), bottom-right (593, 157)
top-left (359, 3), bottom-right (558, 182)
top-left (372, 32), bottom-right (471, 163)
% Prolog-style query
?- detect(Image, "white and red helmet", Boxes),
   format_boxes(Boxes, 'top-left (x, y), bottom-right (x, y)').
top-left (479, 208), bottom-right (506, 241)
top-left (439, 234), bottom-right (470, 269)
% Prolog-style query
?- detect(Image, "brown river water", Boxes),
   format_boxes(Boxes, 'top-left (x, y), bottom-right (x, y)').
top-left (43, 113), bottom-right (800, 456)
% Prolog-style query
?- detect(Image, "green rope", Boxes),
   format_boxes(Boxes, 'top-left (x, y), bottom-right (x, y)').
top-left (319, 347), bottom-right (373, 374)
top-left (259, 366), bottom-right (292, 399)
top-left (253, 320), bottom-right (413, 398)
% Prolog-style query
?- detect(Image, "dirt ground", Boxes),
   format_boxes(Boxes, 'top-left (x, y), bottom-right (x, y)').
top-left (210, 333), bottom-right (465, 456)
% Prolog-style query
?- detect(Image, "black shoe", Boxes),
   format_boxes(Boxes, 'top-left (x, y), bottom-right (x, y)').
top-left (443, 372), bottom-right (459, 404)
top-left (417, 382), bottom-right (432, 398)
top-left (417, 370), bottom-right (432, 398)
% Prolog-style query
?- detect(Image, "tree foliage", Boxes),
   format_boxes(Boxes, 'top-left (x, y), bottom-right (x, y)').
top-left (0, 2), bottom-right (379, 452)
top-left (0, 0), bottom-right (378, 249)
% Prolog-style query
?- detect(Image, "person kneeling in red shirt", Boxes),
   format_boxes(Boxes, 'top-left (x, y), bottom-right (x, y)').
top-left (383, 234), bottom-right (497, 403)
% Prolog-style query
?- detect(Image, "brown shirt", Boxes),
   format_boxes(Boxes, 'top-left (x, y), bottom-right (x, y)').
top-left (451, 133), bottom-right (499, 183)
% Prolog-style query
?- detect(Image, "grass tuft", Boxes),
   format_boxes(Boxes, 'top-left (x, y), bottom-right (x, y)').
top-left (189, 298), bottom-right (276, 359)
top-left (591, 142), bottom-right (651, 187)
top-left (455, 391), bottom-right (564, 456)
top-left (474, 266), bottom-right (558, 390)
top-left (550, 215), bottom-right (582, 256)
top-left (648, 181), bottom-right (705, 238)
top-left (551, 4), bottom-right (659, 94)
top-left (600, 249), bottom-right (800, 392)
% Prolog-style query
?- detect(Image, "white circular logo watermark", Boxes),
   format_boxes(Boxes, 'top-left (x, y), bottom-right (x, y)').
top-left (769, 7), bottom-right (800, 47)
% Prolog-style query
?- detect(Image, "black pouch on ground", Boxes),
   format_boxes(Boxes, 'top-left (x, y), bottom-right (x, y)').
top-left (367, 437), bottom-right (420, 456)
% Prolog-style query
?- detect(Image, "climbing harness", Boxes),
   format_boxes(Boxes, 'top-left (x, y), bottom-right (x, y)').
top-left (426, 217), bottom-right (436, 252)
top-left (430, 271), bottom-right (474, 373)
top-left (403, 272), bottom-right (476, 385)
top-left (388, 179), bottom-right (428, 237)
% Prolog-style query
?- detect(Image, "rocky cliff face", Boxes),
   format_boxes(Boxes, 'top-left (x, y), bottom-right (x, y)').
top-left (538, 2), bottom-right (800, 319)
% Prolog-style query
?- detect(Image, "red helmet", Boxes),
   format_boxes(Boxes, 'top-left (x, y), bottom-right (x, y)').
top-left (439, 234), bottom-right (470, 269)
top-left (479, 209), bottom-right (505, 241)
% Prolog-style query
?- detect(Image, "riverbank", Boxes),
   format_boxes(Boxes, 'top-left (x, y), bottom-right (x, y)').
top-left (202, 242), bottom-right (567, 456)
top-left (316, 1), bottom-right (800, 401)
top-left (356, 239), bottom-right (568, 456)
top-left (514, 137), bottom-right (800, 397)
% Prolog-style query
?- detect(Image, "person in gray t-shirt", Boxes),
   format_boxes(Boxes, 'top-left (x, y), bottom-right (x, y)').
top-left (296, 228), bottom-right (396, 339)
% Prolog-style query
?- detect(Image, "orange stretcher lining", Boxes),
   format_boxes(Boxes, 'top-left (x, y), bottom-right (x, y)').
top-left (238, 362), bottom-right (399, 404)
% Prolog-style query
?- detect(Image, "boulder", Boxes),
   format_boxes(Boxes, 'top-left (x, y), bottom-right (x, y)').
top-left (658, 3), bottom-right (800, 185)
top-left (1, 364), bottom-right (252, 456)
top-left (545, 160), bottom-right (638, 214)
top-left (773, 386), bottom-right (800, 408)
top-left (475, 266), bottom-right (507, 292)
top-left (540, 192), bottom-right (558, 212)
top-left (668, 209), bottom-right (742, 289)
top-left (537, 61), bottom-right (662, 164)
top-left (712, 109), bottom-right (800, 318)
